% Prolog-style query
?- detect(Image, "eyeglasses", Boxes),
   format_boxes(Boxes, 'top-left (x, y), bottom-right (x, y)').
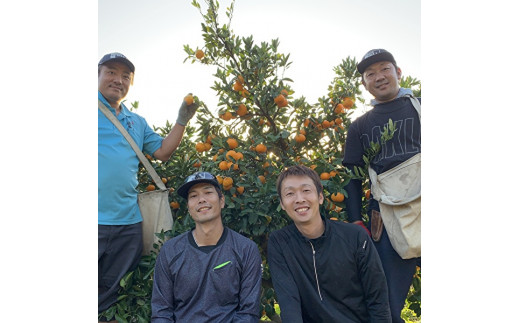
top-left (183, 172), bottom-right (217, 184)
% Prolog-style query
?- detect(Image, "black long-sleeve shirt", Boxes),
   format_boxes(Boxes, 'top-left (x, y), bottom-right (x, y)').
top-left (267, 217), bottom-right (391, 323)
top-left (343, 96), bottom-right (421, 222)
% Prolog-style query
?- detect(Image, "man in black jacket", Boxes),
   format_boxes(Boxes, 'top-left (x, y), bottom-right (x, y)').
top-left (342, 49), bottom-right (421, 323)
top-left (267, 165), bottom-right (391, 322)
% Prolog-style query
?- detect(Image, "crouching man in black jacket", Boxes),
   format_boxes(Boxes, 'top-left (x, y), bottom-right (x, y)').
top-left (267, 165), bottom-right (391, 323)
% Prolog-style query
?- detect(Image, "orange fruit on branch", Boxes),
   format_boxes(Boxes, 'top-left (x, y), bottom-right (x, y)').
top-left (195, 49), bottom-right (205, 59)
top-left (320, 172), bottom-right (331, 180)
top-left (233, 81), bottom-right (244, 92)
top-left (331, 192), bottom-right (345, 202)
top-left (222, 177), bottom-right (233, 187)
top-left (334, 104), bottom-right (345, 114)
top-left (227, 138), bottom-right (239, 149)
top-left (219, 160), bottom-right (231, 171)
top-left (295, 134), bottom-right (306, 143)
top-left (237, 103), bottom-right (248, 116)
top-left (195, 142), bottom-right (206, 152)
top-left (255, 143), bottom-right (267, 154)
top-left (343, 97), bottom-right (354, 109)
top-left (220, 111), bottom-right (232, 121)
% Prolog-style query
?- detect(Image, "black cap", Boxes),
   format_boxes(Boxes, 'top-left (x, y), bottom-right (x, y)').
top-left (177, 172), bottom-right (221, 199)
top-left (98, 52), bottom-right (135, 73)
top-left (357, 49), bottom-right (396, 74)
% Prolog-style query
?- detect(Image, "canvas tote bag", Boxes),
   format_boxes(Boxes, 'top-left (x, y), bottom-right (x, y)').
top-left (367, 96), bottom-right (421, 259)
top-left (98, 100), bottom-right (173, 255)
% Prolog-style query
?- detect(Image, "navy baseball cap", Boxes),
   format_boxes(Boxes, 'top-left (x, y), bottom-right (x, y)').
top-left (98, 52), bottom-right (135, 73)
top-left (357, 49), bottom-right (396, 74)
top-left (177, 172), bottom-right (221, 199)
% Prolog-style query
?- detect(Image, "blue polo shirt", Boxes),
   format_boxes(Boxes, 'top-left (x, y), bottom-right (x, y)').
top-left (98, 92), bottom-right (163, 225)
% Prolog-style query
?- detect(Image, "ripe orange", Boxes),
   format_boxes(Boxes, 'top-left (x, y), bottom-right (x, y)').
top-left (331, 192), bottom-right (345, 202)
top-left (195, 142), bottom-right (206, 152)
top-left (193, 161), bottom-right (202, 168)
top-left (233, 81), bottom-right (244, 92)
top-left (274, 94), bottom-right (285, 106)
top-left (310, 164), bottom-right (317, 170)
top-left (329, 170), bottom-right (337, 177)
top-left (206, 134), bottom-right (216, 144)
top-left (223, 177), bottom-right (233, 187)
top-left (169, 187), bottom-right (175, 193)
top-left (365, 189), bottom-right (371, 200)
top-left (258, 175), bottom-right (266, 184)
top-left (170, 201), bottom-right (180, 209)
top-left (238, 75), bottom-right (245, 84)
top-left (219, 160), bottom-right (231, 171)
top-left (320, 172), bottom-right (331, 180)
top-left (220, 111), bottom-right (232, 121)
top-left (303, 119), bottom-right (310, 127)
top-left (226, 150), bottom-right (237, 161)
top-left (212, 154), bottom-right (218, 162)
top-left (216, 175), bottom-right (224, 185)
top-left (335, 118), bottom-right (342, 125)
top-left (227, 138), bottom-right (239, 149)
top-left (203, 142), bottom-right (211, 151)
top-left (322, 120), bottom-right (331, 129)
top-left (295, 133), bottom-right (306, 143)
top-left (255, 143), bottom-right (267, 154)
top-left (343, 97), bottom-right (354, 109)
top-left (234, 152), bottom-right (244, 160)
top-left (262, 161), bottom-right (270, 168)
top-left (161, 177), bottom-right (168, 184)
top-left (184, 94), bottom-right (194, 105)
top-left (237, 186), bottom-right (245, 195)
top-left (237, 103), bottom-right (248, 116)
top-left (274, 96), bottom-right (288, 108)
top-left (146, 184), bottom-right (155, 192)
top-left (334, 103), bottom-right (345, 114)
top-left (281, 89), bottom-right (289, 97)
top-left (299, 129), bottom-right (306, 135)
top-left (195, 49), bottom-right (204, 59)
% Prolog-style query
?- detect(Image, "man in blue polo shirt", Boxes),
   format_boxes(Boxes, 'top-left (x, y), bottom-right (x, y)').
top-left (98, 52), bottom-right (199, 322)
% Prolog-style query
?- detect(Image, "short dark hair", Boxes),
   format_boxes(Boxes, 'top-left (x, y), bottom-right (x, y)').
top-left (276, 165), bottom-right (323, 200)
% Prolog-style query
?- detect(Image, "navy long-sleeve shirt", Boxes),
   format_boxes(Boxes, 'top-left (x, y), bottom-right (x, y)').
top-left (151, 227), bottom-right (262, 322)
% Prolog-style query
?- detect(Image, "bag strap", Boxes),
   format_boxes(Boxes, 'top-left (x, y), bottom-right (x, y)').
top-left (405, 95), bottom-right (421, 120)
top-left (98, 100), bottom-right (167, 191)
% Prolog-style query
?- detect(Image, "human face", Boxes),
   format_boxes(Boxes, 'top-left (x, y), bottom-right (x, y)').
top-left (98, 61), bottom-right (133, 108)
top-left (187, 183), bottom-right (225, 225)
top-left (279, 175), bottom-right (324, 227)
top-left (362, 61), bottom-right (402, 103)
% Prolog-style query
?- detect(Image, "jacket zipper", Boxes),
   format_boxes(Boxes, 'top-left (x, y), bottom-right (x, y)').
top-left (309, 241), bottom-right (323, 301)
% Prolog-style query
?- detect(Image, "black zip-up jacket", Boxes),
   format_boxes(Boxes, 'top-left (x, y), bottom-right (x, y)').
top-left (267, 217), bottom-right (391, 323)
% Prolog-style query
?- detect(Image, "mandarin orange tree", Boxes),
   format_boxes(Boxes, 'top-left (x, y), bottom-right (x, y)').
top-left (101, 1), bottom-right (421, 322)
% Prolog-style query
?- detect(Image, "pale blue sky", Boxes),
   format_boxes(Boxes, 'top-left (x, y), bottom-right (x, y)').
top-left (99, 0), bottom-right (420, 127)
